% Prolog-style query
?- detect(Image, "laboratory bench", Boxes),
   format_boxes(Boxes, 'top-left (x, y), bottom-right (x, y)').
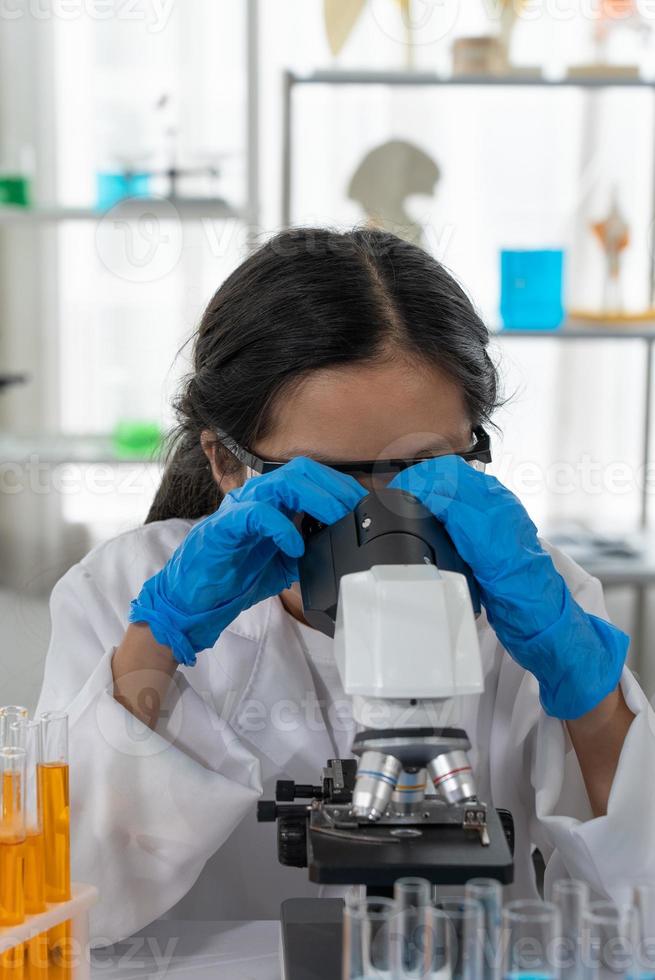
top-left (90, 919), bottom-right (281, 979)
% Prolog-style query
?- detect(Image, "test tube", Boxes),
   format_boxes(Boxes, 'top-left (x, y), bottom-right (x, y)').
top-left (342, 895), bottom-right (398, 980)
top-left (23, 720), bottom-right (48, 979)
top-left (0, 747), bottom-right (27, 978)
top-left (465, 878), bottom-right (503, 980)
top-left (501, 899), bottom-right (561, 979)
top-left (22, 722), bottom-right (45, 915)
top-left (393, 877), bottom-right (433, 977)
top-left (634, 885), bottom-right (655, 979)
top-left (39, 711), bottom-right (72, 979)
top-left (0, 705), bottom-right (29, 748)
top-left (436, 897), bottom-right (484, 980)
top-left (581, 900), bottom-right (639, 980)
top-left (2, 712), bottom-right (31, 980)
top-left (552, 879), bottom-right (588, 980)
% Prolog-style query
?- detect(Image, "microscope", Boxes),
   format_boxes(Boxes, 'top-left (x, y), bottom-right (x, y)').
top-left (257, 488), bottom-right (514, 979)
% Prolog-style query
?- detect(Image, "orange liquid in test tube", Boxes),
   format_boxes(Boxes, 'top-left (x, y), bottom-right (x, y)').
top-left (0, 836), bottom-right (25, 925)
top-left (0, 838), bottom-right (26, 980)
top-left (38, 764), bottom-right (70, 905)
top-left (1, 770), bottom-right (21, 826)
top-left (39, 763), bottom-right (72, 978)
top-left (15, 720), bottom-right (48, 980)
top-left (0, 748), bottom-right (26, 980)
top-left (23, 830), bottom-right (48, 980)
top-left (0, 945), bottom-right (25, 980)
top-left (39, 714), bottom-right (72, 980)
top-left (23, 830), bottom-right (46, 917)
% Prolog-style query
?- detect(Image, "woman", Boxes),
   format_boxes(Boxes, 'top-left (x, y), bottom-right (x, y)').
top-left (37, 227), bottom-right (652, 944)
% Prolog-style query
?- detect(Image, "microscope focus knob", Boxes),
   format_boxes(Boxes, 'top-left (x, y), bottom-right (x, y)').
top-left (277, 813), bottom-right (308, 868)
top-left (257, 801), bottom-right (279, 823)
top-left (497, 808), bottom-right (515, 857)
top-left (276, 780), bottom-right (323, 801)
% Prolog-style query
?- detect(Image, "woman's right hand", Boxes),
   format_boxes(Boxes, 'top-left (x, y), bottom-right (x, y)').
top-left (129, 457), bottom-right (366, 665)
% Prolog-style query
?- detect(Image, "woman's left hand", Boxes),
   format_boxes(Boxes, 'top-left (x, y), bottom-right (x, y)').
top-left (389, 456), bottom-right (629, 720)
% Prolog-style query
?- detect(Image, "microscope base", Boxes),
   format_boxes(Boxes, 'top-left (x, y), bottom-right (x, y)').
top-left (279, 898), bottom-right (343, 980)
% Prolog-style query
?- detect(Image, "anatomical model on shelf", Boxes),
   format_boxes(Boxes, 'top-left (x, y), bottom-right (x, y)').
top-left (591, 192), bottom-right (630, 315)
top-left (570, 190), bottom-right (655, 326)
top-left (323, 0), bottom-right (416, 66)
top-left (347, 140), bottom-right (440, 248)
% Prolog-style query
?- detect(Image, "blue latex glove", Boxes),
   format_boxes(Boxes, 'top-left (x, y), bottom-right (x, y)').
top-left (130, 457), bottom-right (366, 665)
top-left (389, 456), bottom-right (629, 719)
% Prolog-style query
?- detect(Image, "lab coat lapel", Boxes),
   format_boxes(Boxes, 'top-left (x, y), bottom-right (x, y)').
top-left (230, 597), bottom-right (335, 776)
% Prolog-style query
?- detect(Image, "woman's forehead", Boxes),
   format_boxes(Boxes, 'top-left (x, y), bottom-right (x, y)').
top-left (257, 359), bottom-right (471, 460)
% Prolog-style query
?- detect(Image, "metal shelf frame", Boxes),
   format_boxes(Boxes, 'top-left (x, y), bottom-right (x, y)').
top-left (493, 330), bottom-right (655, 530)
top-left (282, 68), bottom-right (655, 226)
top-left (0, 199), bottom-right (245, 225)
top-left (287, 68), bottom-right (655, 88)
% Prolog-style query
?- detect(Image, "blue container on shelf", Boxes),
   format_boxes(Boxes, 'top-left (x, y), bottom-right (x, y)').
top-left (500, 248), bottom-right (565, 331)
top-left (96, 171), bottom-right (151, 211)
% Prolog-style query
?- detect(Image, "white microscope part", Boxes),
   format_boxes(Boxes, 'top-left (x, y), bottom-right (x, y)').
top-left (333, 564), bottom-right (483, 703)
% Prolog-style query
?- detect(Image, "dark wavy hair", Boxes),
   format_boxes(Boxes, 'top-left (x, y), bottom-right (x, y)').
top-left (147, 226), bottom-right (500, 523)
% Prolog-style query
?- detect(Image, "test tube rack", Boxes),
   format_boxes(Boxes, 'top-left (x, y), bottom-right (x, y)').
top-left (0, 882), bottom-right (98, 979)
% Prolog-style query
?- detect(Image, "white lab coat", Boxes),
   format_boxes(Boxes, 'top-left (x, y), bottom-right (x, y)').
top-left (36, 517), bottom-right (655, 946)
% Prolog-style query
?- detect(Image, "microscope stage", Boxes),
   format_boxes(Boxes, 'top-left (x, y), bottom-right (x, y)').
top-left (307, 803), bottom-right (513, 886)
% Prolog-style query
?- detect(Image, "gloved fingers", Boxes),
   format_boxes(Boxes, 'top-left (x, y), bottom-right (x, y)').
top-left (395, 488), bottom-right (484, 565)
top-left (233, 456), bottom-right (367, 524)
top-left (388, 455), bottom-right (513, 512)
top-left (220, 501), bottom-right (305, 559)
top-left (239, 550), bottom-right (300, 606)
top-left (278, 551), bottom-right (300, 587)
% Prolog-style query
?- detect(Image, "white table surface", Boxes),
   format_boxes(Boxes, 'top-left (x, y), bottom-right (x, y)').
top-left (90, 919), bottom-right (281, 979)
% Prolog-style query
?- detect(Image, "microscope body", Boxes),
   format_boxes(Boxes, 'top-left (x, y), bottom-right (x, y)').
top-left (258, 489), bottom-right (514, 887)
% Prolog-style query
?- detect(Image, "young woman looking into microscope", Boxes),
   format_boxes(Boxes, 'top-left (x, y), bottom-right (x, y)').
top-left (38, 227), bottom-right (647, 943)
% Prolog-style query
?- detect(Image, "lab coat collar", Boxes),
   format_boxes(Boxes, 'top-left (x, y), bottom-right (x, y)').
top-left (229, 597), bottom-right (336, 778)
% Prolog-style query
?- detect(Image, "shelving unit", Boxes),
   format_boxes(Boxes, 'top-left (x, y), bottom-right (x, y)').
top-left (0, 199), bottom-right (245, 225)
top-left (0, 0), bottom-right (261, 440)
top-left (493, 327), bottom-right (655, 529)
top-left (282, 68), bottom-right (655, 226)
top-left (0, 1), bottom-right (263, 596)
top-left (0, 433), bottom-right (162, 466)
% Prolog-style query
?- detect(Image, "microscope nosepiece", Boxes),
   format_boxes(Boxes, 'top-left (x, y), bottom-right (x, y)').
top-left (352, 751), bottom-right (402, 821)
top-left (428, 750), bottom-right (478, 804)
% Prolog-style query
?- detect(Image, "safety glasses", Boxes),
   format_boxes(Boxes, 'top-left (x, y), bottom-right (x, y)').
top-left (215, 425), bottom-right (492, 482)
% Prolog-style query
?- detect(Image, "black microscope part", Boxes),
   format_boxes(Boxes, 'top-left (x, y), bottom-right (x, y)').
top-left (298, 488), bottom-right (480, 637)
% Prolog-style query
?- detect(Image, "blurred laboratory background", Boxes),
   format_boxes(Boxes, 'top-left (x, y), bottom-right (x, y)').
top-left (2, 0), bottom-right (655, 710)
